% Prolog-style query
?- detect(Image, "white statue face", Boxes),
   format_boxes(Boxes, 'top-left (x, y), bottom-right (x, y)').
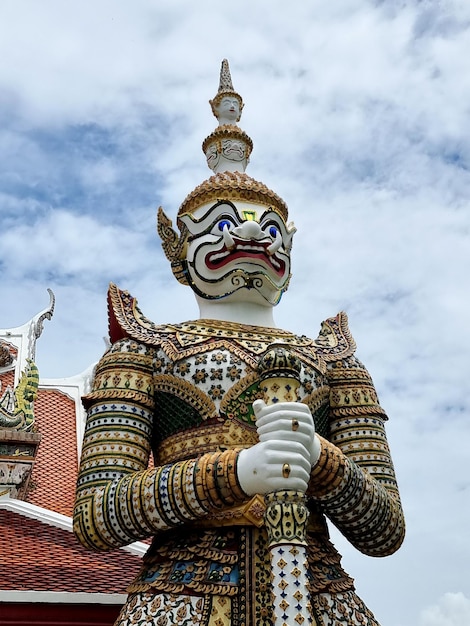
top-left (216, 97), bottom-right (240, 124)
top-left (179, 201), bottom-right (295, 305)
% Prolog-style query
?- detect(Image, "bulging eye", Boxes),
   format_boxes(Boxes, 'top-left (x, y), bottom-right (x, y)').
top-left (269, 226), bottom-right (278, 238)
top-left (218, 219), bottom-right (232, 232)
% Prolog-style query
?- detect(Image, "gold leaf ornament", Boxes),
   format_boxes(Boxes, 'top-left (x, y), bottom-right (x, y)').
top-left (156, 206), bottom-right (189, 286)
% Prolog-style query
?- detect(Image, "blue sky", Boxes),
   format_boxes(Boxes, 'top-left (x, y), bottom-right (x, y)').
top-left (1, 1), bottom-right (470, 624)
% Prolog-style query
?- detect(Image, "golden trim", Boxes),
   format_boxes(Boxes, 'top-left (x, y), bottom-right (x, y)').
top-left (178, 172), bottom-right (289, 221)
top-left (153, 373), bottom-right (217, 421)
top-left (106, 285), bottom-right (356, 375)
top-left (202, 125), bottom-right (253, 155)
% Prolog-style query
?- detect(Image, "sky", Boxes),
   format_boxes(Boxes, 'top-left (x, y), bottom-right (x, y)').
top-left (0, 1), bottom-right (469, 624)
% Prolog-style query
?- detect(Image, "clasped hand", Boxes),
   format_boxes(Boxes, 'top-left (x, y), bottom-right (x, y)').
top-left (237, 400), bottom-right (320, 496)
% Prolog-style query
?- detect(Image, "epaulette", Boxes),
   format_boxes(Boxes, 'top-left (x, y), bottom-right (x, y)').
top-left (313, 312), bottom-right (357, 362)
top-left (108, 283), bottom-right (356, 366)
top-left (107, 282), bottom-right (170, 345)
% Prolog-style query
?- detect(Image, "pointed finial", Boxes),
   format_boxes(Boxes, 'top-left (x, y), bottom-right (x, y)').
top-left (218, 58), bottom-right (234, 92)
top-left (210, 59), bottom-right (244, 125)
top-left (203, 59), bottom-right (252, 174)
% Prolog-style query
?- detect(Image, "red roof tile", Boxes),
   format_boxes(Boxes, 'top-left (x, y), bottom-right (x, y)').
top-left (0, 509), bottom-right (142, 593)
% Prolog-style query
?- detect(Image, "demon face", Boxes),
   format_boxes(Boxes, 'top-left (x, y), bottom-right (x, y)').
top-left (178, 200), bottom-right (296, 305)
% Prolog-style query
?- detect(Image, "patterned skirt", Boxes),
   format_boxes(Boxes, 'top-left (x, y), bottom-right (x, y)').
top-left (116, 526), bottom-right (380, 626)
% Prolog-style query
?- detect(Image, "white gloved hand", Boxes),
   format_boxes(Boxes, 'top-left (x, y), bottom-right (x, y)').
top-left (253, 400), bottom-right (321, 467)
top-left (237, 400), bottom-right (321, 497)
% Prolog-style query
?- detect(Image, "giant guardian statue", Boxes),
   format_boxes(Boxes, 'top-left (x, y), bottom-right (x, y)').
top-left (74, 60), bottom-right (405, 626)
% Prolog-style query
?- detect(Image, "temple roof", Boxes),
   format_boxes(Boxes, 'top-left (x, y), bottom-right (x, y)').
top-left (0, 505), bottom-right (141, 594)
top-left (27, 387), bottom-right (80, 515)
top-left (0, 306), bottom-right (147, 604)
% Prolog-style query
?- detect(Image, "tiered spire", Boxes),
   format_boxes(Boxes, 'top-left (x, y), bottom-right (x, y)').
top-left (158, 59), bottom-right (290, 286)
top-left (203, 59), bottom-right (252, 174)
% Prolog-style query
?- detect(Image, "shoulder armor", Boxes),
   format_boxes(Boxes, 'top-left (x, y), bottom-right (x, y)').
top-left (107, 282), bottom-right (173, 345)
top-left (108, 284), bottom-right (355, 365)
top-left (314, 312), bottom-right (356, 362)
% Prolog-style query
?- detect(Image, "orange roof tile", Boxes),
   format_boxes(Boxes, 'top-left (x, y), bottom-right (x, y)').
top-left (0, 369), bottom-right (15, 391)
top-left (0, 509), bottom-right (141, 593)
top-left (28, 389), bottom-right (78, 516)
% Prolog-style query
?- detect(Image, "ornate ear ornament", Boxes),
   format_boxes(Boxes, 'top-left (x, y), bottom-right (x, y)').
top-left (157, 207), bottom-right (189, 286)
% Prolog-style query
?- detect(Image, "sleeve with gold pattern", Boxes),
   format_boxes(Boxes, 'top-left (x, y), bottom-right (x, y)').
top-left (73, 338), bottom-right (246, 551)
top-left (308, 355), bottom-right (405, 557)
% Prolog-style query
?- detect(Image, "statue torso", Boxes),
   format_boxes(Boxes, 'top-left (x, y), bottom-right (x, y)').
top-left (106, 284), bottom-right (357, 467)
top-left (145, 319), bottom-right (329, 466)
top-left (95, 285), bottom-right (360, 602)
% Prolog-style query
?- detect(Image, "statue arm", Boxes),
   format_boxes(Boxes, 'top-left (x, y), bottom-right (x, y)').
top-left (307, 355), bottom-right (405, 557)
top-left (73, 339), bottom-right (247, 551)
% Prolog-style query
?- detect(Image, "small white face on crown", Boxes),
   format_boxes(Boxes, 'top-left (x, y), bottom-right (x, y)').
top-left (216, 96), bottom-right (241, 125)
top-left (179, 200), bottom-right (295, 305)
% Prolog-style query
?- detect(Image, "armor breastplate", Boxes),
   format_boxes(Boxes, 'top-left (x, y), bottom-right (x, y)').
top-left (106, 283), bottom-right (357, 468)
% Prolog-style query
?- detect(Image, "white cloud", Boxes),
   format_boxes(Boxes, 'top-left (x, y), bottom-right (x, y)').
top-left (0, 208), bottom-right (155, 282)
top-left (420, 592), bottom-right (470, 626)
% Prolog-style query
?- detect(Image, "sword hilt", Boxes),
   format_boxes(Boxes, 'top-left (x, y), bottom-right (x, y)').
top-left (258, 345), bottom-right (313, 626)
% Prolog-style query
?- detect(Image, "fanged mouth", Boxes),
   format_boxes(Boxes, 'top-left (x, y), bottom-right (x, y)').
top-left (205, 240), bottom-right (286, 276)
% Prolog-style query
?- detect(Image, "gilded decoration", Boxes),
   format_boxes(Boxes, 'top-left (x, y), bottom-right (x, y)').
top-left (107, 282), bottom-right (354, 368)
top-left (220, 372), bottom-right (264, 428)
top-left (155, 420), bottom-right (258, 466)
top-left (203, 125), bottom-right (253, 174)
top-left (115, 592), bottom-right (210, 626)
top-left (156, 207), bottom-right (190, 286)
top-left (202, 126), bottom-right (253, 157)
top-left (177, 171), bottom-right (289, 222)
top-left (209, 59), bottom-right (244, 122)
top-left (105, 282), bottom-right (376, 448)
top-left (154, 374), bottom-right (217, 421)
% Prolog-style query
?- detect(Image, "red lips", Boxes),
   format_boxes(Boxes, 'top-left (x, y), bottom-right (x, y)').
top-left (205, 239), bottom-right (285, 276)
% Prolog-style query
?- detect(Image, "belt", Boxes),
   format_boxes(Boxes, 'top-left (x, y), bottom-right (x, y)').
top-left (193, 494), bottom-right (328, 534)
